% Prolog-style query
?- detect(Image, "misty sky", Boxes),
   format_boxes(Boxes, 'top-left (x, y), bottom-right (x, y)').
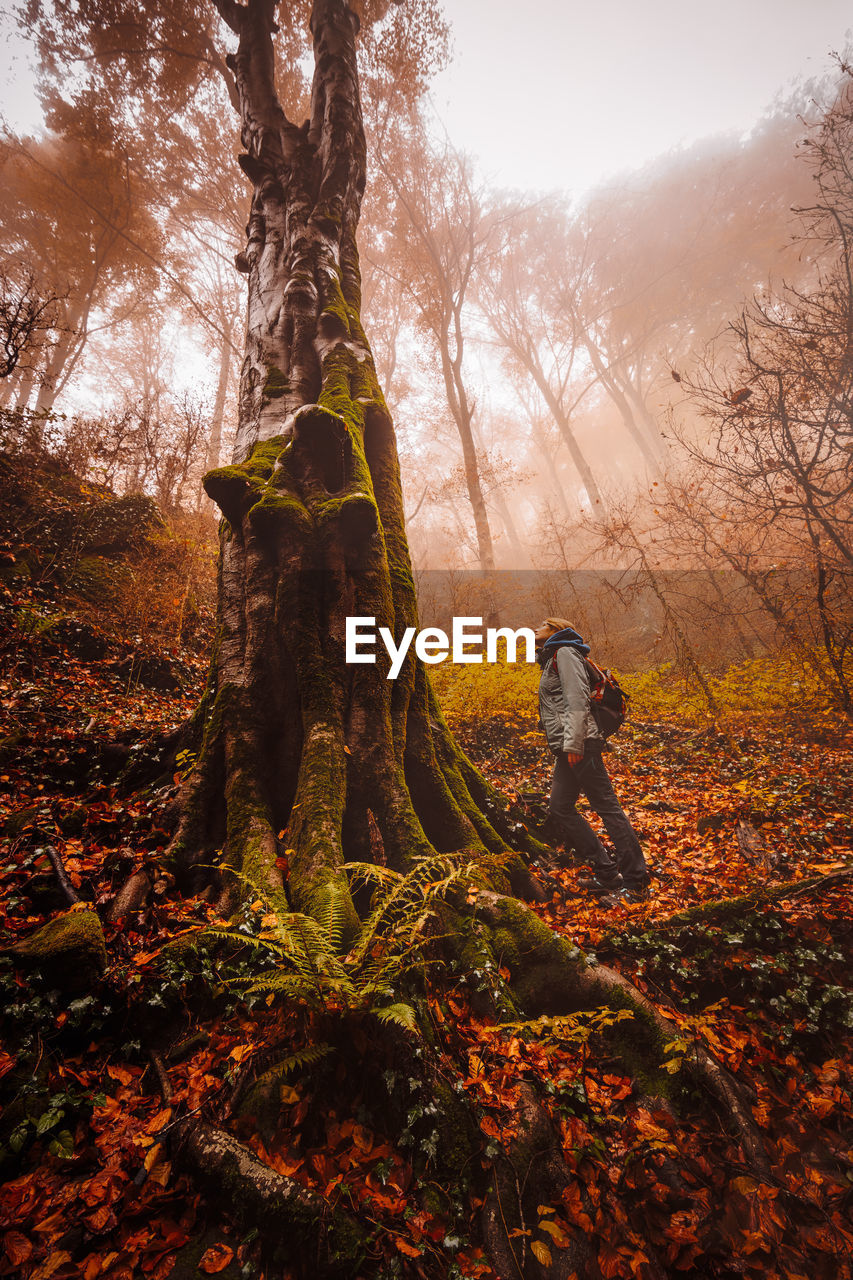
top-left (430, 0), bottom-right (853, 195)
top-left (1, 2), bottom-right (851, 197)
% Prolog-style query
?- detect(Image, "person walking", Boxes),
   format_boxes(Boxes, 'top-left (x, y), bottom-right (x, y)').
top-left (534, 617), bottom-right (650, 903)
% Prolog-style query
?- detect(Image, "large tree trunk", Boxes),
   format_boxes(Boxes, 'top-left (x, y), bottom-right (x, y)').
top-left (171, 0), bottom-right (535, 924)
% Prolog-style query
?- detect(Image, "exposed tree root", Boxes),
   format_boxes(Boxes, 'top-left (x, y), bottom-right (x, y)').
top-left (176, 1119), bottom-right (367, 1278)
top-left (481, 1083), bottom-right (591, 1280)
top-left (472, 891), bottom-right (772, 1177)
top-left (596, 867), bottom-right (853, 945)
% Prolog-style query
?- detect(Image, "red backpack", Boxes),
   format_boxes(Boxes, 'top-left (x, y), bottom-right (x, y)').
top-left (550, 652), bottom-right (630, 738)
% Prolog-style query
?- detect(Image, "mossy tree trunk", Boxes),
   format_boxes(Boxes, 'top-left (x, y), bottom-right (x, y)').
top-left (170, 0), bottom-right (536, 927)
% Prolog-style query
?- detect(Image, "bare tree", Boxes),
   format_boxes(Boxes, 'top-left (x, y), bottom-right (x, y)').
top-left (0, 268), bottom-right (59, 384)
top-left (373, 107), bottom-right (501, 570)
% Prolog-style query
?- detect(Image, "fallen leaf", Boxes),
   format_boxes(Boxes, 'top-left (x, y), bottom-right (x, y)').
top-left (198, 1243), bottom-right (235, 1273)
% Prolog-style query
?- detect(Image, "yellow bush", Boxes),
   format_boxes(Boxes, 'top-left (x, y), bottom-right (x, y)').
top-left (431, 650), bottom-right (852, 739)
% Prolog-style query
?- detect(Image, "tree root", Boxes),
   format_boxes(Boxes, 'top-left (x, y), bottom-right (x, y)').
top-left (481, 1083), bottom-right (590, 1280)
top-left (145, 1047), bottom-right (367, 1278)
top-left (617, 867), bottom-right (853, 939)
top-left (473, 891), bottom-right (772, 1178)
top-left (175, 1120), bottom-right (367, 1278)
top-left (579, 962), bottom-right (771, 1177)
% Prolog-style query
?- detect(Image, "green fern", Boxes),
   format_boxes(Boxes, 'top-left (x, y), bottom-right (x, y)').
top-left (371, 1002), bottom-right (418, 1031)
top-left (263, 1043), bottom-right (333, 1080)
top-left (204, 851), bottom-right (491, 1030)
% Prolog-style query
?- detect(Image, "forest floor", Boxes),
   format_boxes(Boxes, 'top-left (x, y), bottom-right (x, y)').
top-left (0, 511), bottom-right (852, 1278)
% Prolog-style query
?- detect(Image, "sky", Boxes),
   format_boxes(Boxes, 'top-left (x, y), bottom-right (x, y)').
top-left (2, 1), bottom-right (851, 198)
top-left (429, 0), bottom-right (853, 197)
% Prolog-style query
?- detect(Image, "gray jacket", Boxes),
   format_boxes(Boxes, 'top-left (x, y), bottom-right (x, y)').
top-left (538, 646), bottom-right (604, 756)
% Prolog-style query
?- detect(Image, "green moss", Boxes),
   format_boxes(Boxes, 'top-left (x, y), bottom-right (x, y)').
top-left (4, 805), bottom-right (38, 837)
top-left (491, 926), bottom-right (520, 971)
top-left (10, 909), bottom-right (107, 992)
top-left (247, 490), bottom-right (313, 535)
top-left (262, 365), bottom-right (290, 400)
top-left (67, 555), bottom-right (125, 603)
top-left (204, 435), bottom-right (290, 524)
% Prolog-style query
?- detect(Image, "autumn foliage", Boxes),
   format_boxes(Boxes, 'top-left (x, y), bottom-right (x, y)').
top-left (0, 468), bottom-right (851, 1277)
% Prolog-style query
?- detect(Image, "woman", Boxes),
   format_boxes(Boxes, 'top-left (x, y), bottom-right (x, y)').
top-left (534, 617), bottom-right (650, 903)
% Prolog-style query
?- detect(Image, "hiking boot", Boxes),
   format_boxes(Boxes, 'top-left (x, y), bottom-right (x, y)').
top-left (616, 884), bottom-right (651, 904)
top-left (574, 874), bottom-right (623, 899)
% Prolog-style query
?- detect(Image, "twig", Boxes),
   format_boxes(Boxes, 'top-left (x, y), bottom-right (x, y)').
top-left (148, 1049), bottom-right (173, 1104)
top-left (45, 844), bottom-right (81, 906)
top-left (492, 1167), bottom-right (526, 1280)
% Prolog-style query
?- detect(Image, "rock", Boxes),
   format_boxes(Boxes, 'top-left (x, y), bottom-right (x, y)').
top-left (4, 806), bottom-right (39, 838)
top-left (106, 870), bottom-right (151, 922)
top-left (9, 909), bottom-right (107, 992)
top-left (58, 803), bottom-right (88, 836)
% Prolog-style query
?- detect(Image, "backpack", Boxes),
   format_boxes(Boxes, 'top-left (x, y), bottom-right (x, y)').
top-left (550, 651), bottom-right (630, 738)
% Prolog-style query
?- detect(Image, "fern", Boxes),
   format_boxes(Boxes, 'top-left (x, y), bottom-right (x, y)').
top-left (263, 1043), bottom-right (333, 1079)
top-left (491, 1007), bottom-right (636, 1045)
top-left (372, 1002), bottom-right (418, 1031)
top-left (313, 881), bottom-right (353, 956)
top-left (211, 850), bottom-right (487, 1032)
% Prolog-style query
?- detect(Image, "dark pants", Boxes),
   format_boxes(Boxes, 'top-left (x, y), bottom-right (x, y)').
top-left (550, 751), bottom-right (648, 890)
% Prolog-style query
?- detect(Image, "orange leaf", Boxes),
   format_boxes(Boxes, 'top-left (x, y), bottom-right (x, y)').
top-left (199, 1243), bottom-right (235, 1273)
top-left (3, 1232), bottom-right (33, 1267)
top-left (352, 1124), bottom-right (373, 1153)
top-left (394, 1238), bottom-right (422, 1257)
top-left (107, 1064), bottom-right (134, 1086)
top-left (530, 1240), bottom-right (552, 1266)
top-left (31, 1253), bottom-right (72, 1280)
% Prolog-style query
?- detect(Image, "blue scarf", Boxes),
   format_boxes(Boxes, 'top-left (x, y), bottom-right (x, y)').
top-left (536, 626), bottom-right (590, 667)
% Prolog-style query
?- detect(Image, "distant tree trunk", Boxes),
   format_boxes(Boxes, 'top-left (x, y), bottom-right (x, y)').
top-left (582, 336), bottom-right (666, 471)
top-left (33, 305), bottom-right (87, 416)
top-left (15, 364), bottom-right (38, 411)
top-left (172, 0), bottom-right (534, 923)
top-left (437, 319), bottom-right (496, 571)
top-left (482, 311), bottom-right (605, 514)
top-left (0, 373), bottom-right (18, 409)
top-left (492, 482), bottom-right (528, 565)
top-left (535, 376), bottom-right (606, 512)
top-left (206, 319), bottom-right (234, 473)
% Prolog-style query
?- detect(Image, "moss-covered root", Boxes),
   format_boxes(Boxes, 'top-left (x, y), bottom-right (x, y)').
top-left (8, 909), bottom-right (107, 993)
top-left (577, 962), bottom-right (771, 1176)
top-left (178, 1120), bottom-right (366, 1278)
top-left (474, 892), bottom-right (771, 1177)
